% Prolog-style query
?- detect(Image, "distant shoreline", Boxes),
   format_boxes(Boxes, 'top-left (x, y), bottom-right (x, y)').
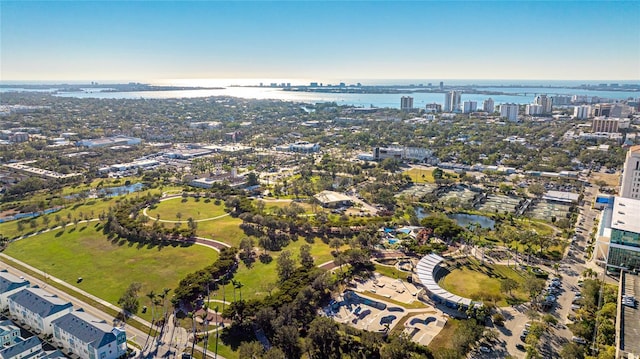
top-left (0, 83), bottom-right (224, 93)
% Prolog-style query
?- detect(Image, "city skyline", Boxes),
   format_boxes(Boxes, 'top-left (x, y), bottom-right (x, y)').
top-left (1, 1), bottom-right (639, 82)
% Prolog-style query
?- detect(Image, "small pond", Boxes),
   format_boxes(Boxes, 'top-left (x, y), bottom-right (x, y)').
top-left (448, 213), bottom-right (495, 229)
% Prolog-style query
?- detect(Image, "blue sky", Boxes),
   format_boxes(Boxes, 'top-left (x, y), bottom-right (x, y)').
top-left (1, 1), bottom-right (639, 82)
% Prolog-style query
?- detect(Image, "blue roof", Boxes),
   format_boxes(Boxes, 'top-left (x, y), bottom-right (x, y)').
top-left (52, 310), bottom-right (120, 349)
top-left (8, 287), bottom-right (72, 318)
top-left (0, 336), bottom-right (42, 359)
top-left (0, 270), bottom-right (30, 294)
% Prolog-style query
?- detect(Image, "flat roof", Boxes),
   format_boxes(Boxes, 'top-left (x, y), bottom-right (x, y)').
top-left (611, 197), bottom-right (640, 234)
top-left (314, 190), bottom-right (352, 204)
top-left (543, 190), bottom-right (580, 203)
top-left (619, 272), bottom-right (640, 356)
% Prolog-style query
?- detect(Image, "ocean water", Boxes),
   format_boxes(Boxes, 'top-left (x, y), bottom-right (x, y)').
top-left (4, 78), bottom-right (638, 108)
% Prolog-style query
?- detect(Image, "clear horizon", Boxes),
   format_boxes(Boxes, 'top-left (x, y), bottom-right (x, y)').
top-left (2, 1), bottom-right (639, 82)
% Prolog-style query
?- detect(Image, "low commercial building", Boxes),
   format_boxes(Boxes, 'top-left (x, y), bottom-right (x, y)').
top-left (99, 159), bottom-right (160, 173)
top-left (77, 136), bottom-right (141, 148)
top-left (373, 146), bottom-right (433, 162)
top-left (314, 190), bottom-right (352, 208)
top-left (542, 190), bottom-right (580, 204)
top-left (52, 310), bottom-right (127, 359)
top-left (276, 141), bottom-right (320, 153)
top-left (3, 162), bottom-right (82, 180)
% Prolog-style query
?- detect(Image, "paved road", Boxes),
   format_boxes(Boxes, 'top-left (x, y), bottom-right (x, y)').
top-left (0, 255), bottom-right (225, 359)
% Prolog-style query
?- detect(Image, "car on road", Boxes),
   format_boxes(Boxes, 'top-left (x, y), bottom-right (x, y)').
top-left (572, 337), bottom-right (587, 344)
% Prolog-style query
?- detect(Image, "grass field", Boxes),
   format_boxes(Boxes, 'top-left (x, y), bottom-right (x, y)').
top-left (3, 224), bottom-right (218, 321)
top-left (438, 258), bottom-right (528, 306)
top-left (590, 172), bottom-right (620, 187)
top-left (374, 263), bottom-right (410, 280)
top-left (403, 168), bottom-right (436, 183)
top-left (258, 199), bottom-right (315, 214)
top-left (429, 318), bottom-right (461, 352)
top-left (146, 197), bottom-right (227, 221)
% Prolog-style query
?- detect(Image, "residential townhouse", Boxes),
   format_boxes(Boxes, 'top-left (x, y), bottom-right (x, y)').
top-left (7, 287), bottom-right (73, 336)
top-left (52, 309), bottom-right (127, 359)
top-left (0, 270), bottom-right (30, 311)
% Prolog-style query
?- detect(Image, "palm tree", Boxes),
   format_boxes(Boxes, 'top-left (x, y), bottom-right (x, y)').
top-left (213, 305), bottom-right (220, 359)
top-left (553, 263), bottom-right (560, 276)
top-left (234, 280), bottom-right (244, 301)
top-left (188, 309), bottom-right (197, 358)
top-left (200, 306), bottom-right (209, 359)
top-left (231, 279), bottom-right (238, 302)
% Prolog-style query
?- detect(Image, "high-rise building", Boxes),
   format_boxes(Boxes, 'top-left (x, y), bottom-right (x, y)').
top-left (551, 95), bottom-right (572, 106)
top-left (444, 91), bottom-right (461, 112)
top-left (462, 101), bottom-right (477, 113)
top-left (439, 81), bottom-right (444, 90)
top-left (500, 103), bottom-right (519, 122)
top-left (604, 197), bottom-right (640, 271)
top-left (525, 104), bottom-right (543, 115)
top-left (592, 117), bottom-right (630, 133)
top-left (620, 145), bottom-right (640, 200)
top-left (400, 96), bottom-right (414, 111)
top-left (573, 105), bottom-right (591, 119)
top-left (593, 104), bottom-right (612, 117)
top-left (483, 98), bottom-right (495, 113)
top-left (534, 94), bottom-right (553, 114)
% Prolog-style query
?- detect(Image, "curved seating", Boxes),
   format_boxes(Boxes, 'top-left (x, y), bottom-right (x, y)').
top-left (416, 254), bottom-right (477, 309)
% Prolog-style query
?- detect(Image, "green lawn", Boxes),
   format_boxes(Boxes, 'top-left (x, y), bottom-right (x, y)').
top-left (374, 264), bottom-right (410, 280)
top-left (403, 168), bottom-right (436, 183)
top-left (214, 237), bottom-right (337, 304)
top-left (146, 197), bottom-right (227, 221)
top-left (194, 216), bottom-right (245, 247)
top-left (0, 197), bottom-right (117, 239)
top-left (429, 318), bottom-right (461, 352)
top-left (3, 225), bottom-right (218, 322)
top-left (439, 258), bottom-right (528, 306)
top-left (258, 199), bottom-right (316, 214)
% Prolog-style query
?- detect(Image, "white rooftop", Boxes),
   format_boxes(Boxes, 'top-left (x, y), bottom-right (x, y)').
top-left (612, 197), bottom-right (640, 234)
top-left (543, 190), bottom-right (580, 203)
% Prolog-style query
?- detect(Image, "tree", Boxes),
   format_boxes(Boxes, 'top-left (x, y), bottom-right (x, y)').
top-left (380, 334), bottom-right (411, 359)
top-left (238, 341), bottom-right (264, 358)
top-left (277, 250), bottom-right (295, 282)
top-left (500, 278), bottom-right (519, 295)
top-left (118, 282), bottom-right (142, 320)
top-left (523, 276), bottom-right (545, 302)
top-left (307, 317), bottom-right (340, 359)
top-left (299, 244), bottom-right (314, 268)
top-left (246, 172), bottom-right (259, 186)
top-left (240, 237), bottom-right (254, 259)
top-left (560, 342), bottom-right (585, 359)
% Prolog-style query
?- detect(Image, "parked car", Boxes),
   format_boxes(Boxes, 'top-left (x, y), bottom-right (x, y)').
top-left (479, 346), bottom-right (491, 353)
top-left (571, 304), bottom-right (581, 311)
